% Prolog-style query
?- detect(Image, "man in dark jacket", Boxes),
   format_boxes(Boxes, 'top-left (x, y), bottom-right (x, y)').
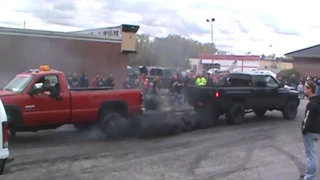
top-left (105, 74), bottom-right (115, 89)
top-left (41, 79), bottom-right (59, 98)
top-left (70, 73), bottom-right (79, 88)
top-left (314, 75), bottom-right (320, 96)
top-left (122, 77), bottom-right (131, 89)
top-left (80, 72), bottom-right (89, 87)
top-left (66, 72), bottom-right (72, 86)
top-left (301, 81), bottom-right (320, 180)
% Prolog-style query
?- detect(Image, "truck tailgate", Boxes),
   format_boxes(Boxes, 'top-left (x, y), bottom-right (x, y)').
top-left (187, 86), bottom-right (219, 105)
top-left (187, 86), bottom-right (253, 106)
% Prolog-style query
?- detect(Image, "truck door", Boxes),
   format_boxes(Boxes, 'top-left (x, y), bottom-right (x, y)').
top-left (252, 75), bottom-right (270, 109)
top-left (23, 74), bottom-right (70, 125)
top-left (264, 75), bottom-right (281, 107)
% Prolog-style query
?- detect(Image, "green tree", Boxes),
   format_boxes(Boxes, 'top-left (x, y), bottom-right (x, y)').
top-left (278, 68), bottom-right (301, 81)
top-left (129, 34), bottom-right (217, 69)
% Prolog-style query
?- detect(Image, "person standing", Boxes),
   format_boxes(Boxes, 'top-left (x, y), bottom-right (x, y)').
top-left (66, 72), bottom-right (72, 86)
top-left (122, 77), bottom-right (131, 89)
top-left (195, 74), bottom-right (207, 86)
top-left (297, 82), bottom-right (304, 99)
top-left (105, 74), bottom-right (115, 89)
top-left (91, 73), bottom-right (100, 87)
top-left (80, 72), bottom-right (89, 87)
top-left (315, 75), bottom-right (320, 96)
top-left (70, 73), bottom-right (79, 88)
top-left (300, 81), bottom-right (320, 180)
top-left (183, 72), bottom-right (193, 103)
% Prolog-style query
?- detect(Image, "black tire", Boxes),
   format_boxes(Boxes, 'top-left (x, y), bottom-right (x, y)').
top-left (282, 100), bottom-right (298, 120)
top-left (253, 109), bottom-right (267, 117)
top-left (99, 112), bottom-right (128, 138)
top-left (195, 105), bottom-right (219, 129)
top-left (226, 103), bottom-right (245, 124)
top-left (0, 159), bottom-right (5, 175)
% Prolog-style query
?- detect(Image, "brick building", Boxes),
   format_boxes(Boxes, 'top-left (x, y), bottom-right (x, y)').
top-left (285, 44), bottom-right (320, 76)
top-left (0, 24), bottom-right (139, 88)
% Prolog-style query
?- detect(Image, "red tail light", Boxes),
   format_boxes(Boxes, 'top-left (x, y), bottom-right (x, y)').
top-left (215, 91), bottom-right (220, 98)
top-left (2, 122), bottom-right (8, 148)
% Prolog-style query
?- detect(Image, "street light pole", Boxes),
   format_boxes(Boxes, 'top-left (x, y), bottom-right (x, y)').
top-left (206, 18), bottom-right (215, 66)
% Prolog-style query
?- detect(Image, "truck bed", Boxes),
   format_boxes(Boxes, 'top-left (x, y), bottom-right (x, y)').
top-left (69, 87), bottom-right (113, 91)
top-left (187, 85), bottom-right (252, 106)
top-left (69, 89), bottom-right (142, 123)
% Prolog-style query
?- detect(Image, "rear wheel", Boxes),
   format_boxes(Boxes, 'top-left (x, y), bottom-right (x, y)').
top-left (253, 109), bottom-right (267, 117)
top-left (0, 159), bottom-right (5, 175)
top-left (282, 100), bottom-right (298, 120)
top-left (99, 112), bottom-right (128, 138)
top-left (226, 103), bottom-right (245, 124)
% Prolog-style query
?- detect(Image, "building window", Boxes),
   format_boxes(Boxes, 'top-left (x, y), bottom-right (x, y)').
top-left (103, 31), bottom-right (107, 35)
top-left (113, 31), bottom-right (118, 36)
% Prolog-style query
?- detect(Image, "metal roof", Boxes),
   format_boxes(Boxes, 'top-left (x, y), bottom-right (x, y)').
top-left (68, 25), bottom-right (122, 33)
top-left (0, 26), bottom-right (122, 43)
top-left (285, 44), bottom-right (320, 58)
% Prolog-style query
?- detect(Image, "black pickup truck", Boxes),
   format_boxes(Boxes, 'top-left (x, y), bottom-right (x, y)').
top-left (187, 72), bottom-right (300, 128)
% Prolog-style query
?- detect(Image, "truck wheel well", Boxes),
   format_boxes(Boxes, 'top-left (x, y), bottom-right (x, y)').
top-left (285, 96), bottom-right (299, 106)
top-left (98, 101), bottom-right (128, 117)
top-left (4, 105), bottom-right (24, 127)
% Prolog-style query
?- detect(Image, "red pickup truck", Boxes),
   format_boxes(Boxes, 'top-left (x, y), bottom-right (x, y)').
top-left (0, 65), bottom-right (142, 137)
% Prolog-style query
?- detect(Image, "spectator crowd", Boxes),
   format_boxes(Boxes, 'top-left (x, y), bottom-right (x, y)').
top-left (66, 72), bottom-right (115, 89)
top-left (65, 69), bottom-right (320, 101)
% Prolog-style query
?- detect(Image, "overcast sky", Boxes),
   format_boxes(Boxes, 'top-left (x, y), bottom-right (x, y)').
top-left (0, 0), bottom-right (319, 56)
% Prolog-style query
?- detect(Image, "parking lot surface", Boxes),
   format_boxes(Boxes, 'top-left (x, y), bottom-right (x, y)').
top-left (2, 100), bottom-right (314, 180)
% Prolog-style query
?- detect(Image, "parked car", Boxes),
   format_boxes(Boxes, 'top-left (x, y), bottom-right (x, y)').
top-left (0, 97), bottom-right (9, 175)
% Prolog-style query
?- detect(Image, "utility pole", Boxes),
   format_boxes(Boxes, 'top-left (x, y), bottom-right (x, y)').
top-left (23, 21), bottom-right (26, 29)
top-left (206, 18), bottom-right (215, 66)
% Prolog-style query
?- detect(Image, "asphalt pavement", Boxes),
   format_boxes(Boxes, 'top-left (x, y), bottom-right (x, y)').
top-left (2, 100), bottom-right (314, 180)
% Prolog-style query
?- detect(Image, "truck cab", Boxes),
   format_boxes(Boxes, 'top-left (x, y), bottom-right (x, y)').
top-left (0, 65), bottom-right (143, 137)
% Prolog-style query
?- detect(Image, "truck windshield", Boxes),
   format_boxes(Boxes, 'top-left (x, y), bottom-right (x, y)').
top-left (3, 75), bottom-right (34, 93)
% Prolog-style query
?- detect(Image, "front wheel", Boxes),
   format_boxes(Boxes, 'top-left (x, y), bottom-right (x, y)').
top-left (0, 159), bottom-right (5, 175)
top-left (282, 100), bottom-right (298, 120)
